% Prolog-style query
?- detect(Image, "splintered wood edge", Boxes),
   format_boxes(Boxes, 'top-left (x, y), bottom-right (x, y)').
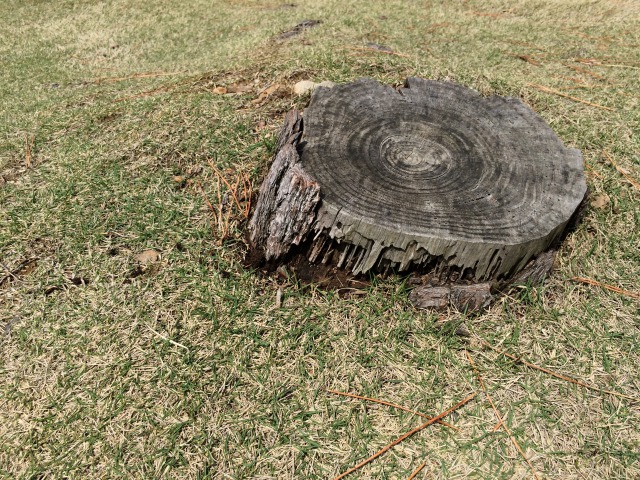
top-left (248, 78), bottom-right (587, 283)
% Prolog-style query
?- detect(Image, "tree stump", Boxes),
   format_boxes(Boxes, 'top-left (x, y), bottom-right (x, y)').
top-left (248, 77), bottom-right (587, 290)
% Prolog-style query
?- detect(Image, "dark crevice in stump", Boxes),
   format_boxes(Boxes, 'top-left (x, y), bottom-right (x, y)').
top-left (246, 78), bottom-right (588, 311)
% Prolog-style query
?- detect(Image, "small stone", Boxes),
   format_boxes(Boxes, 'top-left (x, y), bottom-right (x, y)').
top-left (293, 80), bottom-right (316, 96)
top-left (455, 323), bottom-right (471, 337)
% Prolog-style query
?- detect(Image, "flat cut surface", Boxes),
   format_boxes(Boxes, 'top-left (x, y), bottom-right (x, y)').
top-left (302, 78), bottom-right (586, 243)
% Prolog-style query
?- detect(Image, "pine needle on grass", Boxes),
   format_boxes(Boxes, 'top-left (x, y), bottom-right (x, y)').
top-left (196, 181), bottom-right (220, 237)
top-left (197, 162), bottom-right (253, 243)
top-left (326, 389), bottom-right (460, 431)
top-left (562, 63), bottom-right (606, 80)
top-left (407, 461), bottom-right (427, 480)
top-left (594, 64), bottom-right (640, 70)
top-left (348, 46), bottom-right (411, 58)
top-left (90, 71), bottom-right (183, 84)
top-left (584, 163), bottom-right (604, 179)
top-left (479, 339), bottom-right (635, 401)
top-left (207, 159), bottom-right (249, 217)
top-left (527, 83), bottom-right (615, 111)
top-left (573, 58), bottom-right (640, 69)
top-left (572, 276), bottom-right (640, 301)
top-left (24, 134), bottom-right (35, 168)
top-left (0, 262), bottom-right (20, 285)
top-left (506, 52), bottom-right (541, 66)
top-left (603, 150), bottom-right (640, 191)
top-left (471, 11), bottom-right (508, 18)
top-left (115, 84), bottom-right (184, 102)
top-left (504, 39), bottom-right (545, 51)
top-left (332, 392), bottom-right (477, 480)
top-left (466, 351), bottom-right (541, 480)
top-left (145, 324), bottom-right (189, 351)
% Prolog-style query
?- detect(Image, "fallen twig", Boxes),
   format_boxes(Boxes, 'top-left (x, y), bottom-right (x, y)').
top-left (0, 258), bottom-right (37, 287)
top-left (207, 159), bottom-right (245, 215)
top-left (196, 181), bottom-right (221, 238)
top-left (466, 351), bottom-right (541, 480)
top-left (528, 83), bottom-right (615, 111)
top-left (24, 134), bottom-right (35, 168)
top-left (572, 276), bottom-right (640, 301)
top-left (479, 338), bottom-right (635, 400)
top-left (407, 461), bottom-right (427, 480)
top-left (562, 63), bottom-right (606, 80)
top-left (506, 53), bottom-right (541, 66)
top-left (145, 324), bottom-right (189, 351)
top-left (326, 389), bottom-right (459, 431)
top-left (332, 392), bottom-right (477, 480)
top-left (603, 150), bottom-right (640, 191)
top-left (90, 71), bottom-right (182, 84)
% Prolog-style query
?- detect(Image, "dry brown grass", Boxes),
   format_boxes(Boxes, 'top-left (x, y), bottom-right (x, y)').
top-left (1, 0), bottom-right (639, 478)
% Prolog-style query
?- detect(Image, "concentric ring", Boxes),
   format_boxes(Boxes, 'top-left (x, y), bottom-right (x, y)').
top-left (300, 78), bottom-right (586, 245)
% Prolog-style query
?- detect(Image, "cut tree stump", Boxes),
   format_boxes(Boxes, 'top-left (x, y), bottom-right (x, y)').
top-left (247, 77), bottom-right (587, 296)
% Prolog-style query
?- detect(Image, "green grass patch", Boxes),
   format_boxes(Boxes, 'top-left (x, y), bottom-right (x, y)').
top-left (1, 0), bottom-right (639, 478)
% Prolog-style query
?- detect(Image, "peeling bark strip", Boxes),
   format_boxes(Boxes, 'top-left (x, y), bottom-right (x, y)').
top-left (248, 111), bottom-right (320, 262)
top-left (409, 283), bottom-right (492, 312)
top-left (248, 78), bottom-right (587, 283)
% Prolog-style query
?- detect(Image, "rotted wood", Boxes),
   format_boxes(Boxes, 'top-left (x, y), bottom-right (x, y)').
top-left (247, 77), bottom-right (587, 299)
top-left (409, 249), bottom-right (557, 312)
top-left (247, 110), bottom-right (320, 262)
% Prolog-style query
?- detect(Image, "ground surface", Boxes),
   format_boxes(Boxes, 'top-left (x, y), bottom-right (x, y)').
top-left (1, 1), bottom-right (639, 479)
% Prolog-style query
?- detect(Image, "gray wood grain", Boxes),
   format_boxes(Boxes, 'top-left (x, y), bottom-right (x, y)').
top-left (409, 283), bottom-right (493, 312)
top-left (248, 111), bottom-right (320, 262)
top-left (300, 78), bottom-right (586, 279)
top-left (249, 78), bottom-right (586, 282)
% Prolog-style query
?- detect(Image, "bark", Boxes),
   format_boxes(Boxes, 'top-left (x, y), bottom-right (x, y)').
top-left (247, 111), bottom-right (320, 263)
top-left (409, 283), bottom-right (493, 313)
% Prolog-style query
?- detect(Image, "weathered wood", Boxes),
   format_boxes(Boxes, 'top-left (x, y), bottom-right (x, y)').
top-left (409, 283), bottom-right (493, 312)
top-left (409, 249), bottom-right (557, 312)
top-left (408, 286), bottom-right (450, 310)
top-left (248, 77), bottom-right (587, 284)
top-left (247, 111), bottom-right (320, 263)
top-left (450, 283), bottom-right (493, 312)
top-left (503, 249), bottom-right (557, 288)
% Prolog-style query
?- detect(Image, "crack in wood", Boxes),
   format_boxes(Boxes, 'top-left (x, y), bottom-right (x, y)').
top-left (247, 78), bottom-right (587, 293)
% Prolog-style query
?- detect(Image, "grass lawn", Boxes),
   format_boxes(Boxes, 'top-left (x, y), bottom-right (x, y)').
top-left (1, 0), bottom-right (639, 478)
